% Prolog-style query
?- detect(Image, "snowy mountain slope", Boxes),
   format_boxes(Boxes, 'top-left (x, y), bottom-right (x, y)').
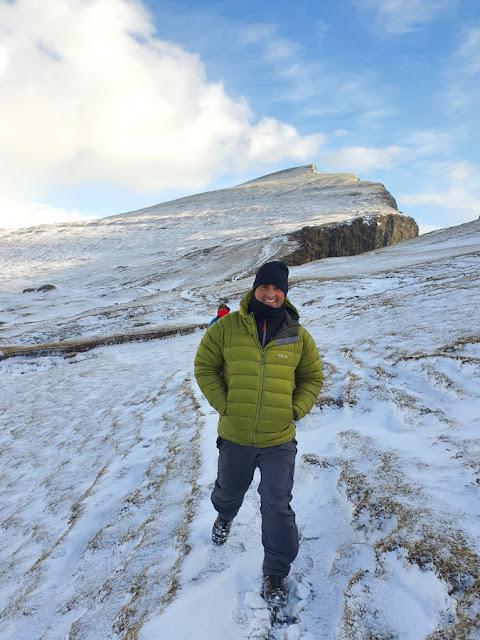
top-left (0, 184), bottom-right (479, 638)
top-left (0, 165), bottom-right (413, 352)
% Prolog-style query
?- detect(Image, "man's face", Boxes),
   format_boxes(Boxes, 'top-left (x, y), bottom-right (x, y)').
top-left (254, 284), bottom-right (285, 308)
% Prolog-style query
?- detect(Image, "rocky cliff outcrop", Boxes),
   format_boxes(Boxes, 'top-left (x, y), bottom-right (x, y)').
top-left (237, 165), bottom-right (419, 265)
top-left (281, 212), bottom-right (419, 265)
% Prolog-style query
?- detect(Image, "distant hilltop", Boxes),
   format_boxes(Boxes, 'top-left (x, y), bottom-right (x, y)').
top-left (116, 163), bottom-right (418, 265)
top-left (237, 164), bottom-right (419, 263)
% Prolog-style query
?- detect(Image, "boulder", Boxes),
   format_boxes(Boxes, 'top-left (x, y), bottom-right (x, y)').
top-left (22, 284), bottom-right (57, 293)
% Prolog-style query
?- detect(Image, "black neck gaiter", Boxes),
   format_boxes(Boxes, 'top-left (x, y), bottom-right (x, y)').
top-left (249, 297), bottom-right (286, 346)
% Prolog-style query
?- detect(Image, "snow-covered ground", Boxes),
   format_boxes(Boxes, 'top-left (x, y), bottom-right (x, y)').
top-left (0, 170), bottom-right (479, 639)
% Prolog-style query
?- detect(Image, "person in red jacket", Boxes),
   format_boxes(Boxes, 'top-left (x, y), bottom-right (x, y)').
top-left (208, 303), bottom-right (230, 326)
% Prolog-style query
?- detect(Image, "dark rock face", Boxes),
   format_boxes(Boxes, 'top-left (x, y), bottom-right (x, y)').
top-left (23, 284), bottom-right (57, 293)
top-left (281, 213), bottom-right (419, 266)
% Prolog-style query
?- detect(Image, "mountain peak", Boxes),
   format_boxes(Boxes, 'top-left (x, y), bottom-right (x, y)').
top-left (242, 164), bottom-right (318, 184)
top-left (242, 164), bottom-right (362, 187)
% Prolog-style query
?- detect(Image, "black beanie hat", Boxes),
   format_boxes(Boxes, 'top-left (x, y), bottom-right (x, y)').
top-left (252, 261), bottom-right (289, 296)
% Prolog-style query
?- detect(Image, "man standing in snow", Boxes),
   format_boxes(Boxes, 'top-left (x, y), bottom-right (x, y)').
top-left (194, 261), bottom-right (323, 606)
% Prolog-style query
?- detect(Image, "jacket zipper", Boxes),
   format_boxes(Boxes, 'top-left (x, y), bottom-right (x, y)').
top-left (261, 320), bottom-right (267, 348)
top-left (253, 349), bottom-right (266, 447)
top-left (253, 321), bottom-right (267, 446)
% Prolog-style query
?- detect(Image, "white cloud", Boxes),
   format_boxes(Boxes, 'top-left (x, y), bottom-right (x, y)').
top-left (0, 0), bottom-right (324, 228)
top-left (445, 27), bottom-right (480, 114)
top-left (457, 28), bottom-right (480, 75)
top-left (239, 22), bottom-right (395, 122)
top-left (0, 195), bottom-right (97, 230)
top-left (402, 130), bottom-right (453, 156)
top-left (400, 161), bottom-right (480, 221)
top-left (353, 0), bottom-right (447, 34)
top-left (238, 24), bottom-right (298, 63)
top-left (245, 118), bottom-right (324, 166)
top-left (321, 145), bottom-right (409, 172)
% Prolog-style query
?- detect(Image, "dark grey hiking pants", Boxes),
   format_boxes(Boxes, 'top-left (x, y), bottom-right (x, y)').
top-left (211, 437), bottom-right (299, 578)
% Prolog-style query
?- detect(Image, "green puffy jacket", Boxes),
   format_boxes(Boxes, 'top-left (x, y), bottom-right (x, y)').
top-left (194, 290), bottom-right (324, 447)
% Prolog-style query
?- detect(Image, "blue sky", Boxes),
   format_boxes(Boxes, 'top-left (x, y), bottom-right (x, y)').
top-left (0, 0), bottom-right (479, 232)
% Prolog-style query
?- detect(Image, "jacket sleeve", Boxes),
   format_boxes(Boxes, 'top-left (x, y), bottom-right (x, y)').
top-left (194, 322), bottom-right (228, 415)
top-left (292, 330), bottom-right (324, 420)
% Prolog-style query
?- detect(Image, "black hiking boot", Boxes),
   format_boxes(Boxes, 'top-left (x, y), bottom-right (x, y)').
top-left (212, 516), bottom-right (232, 545)
top-left (263, 575), bottom-right (288, 607)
